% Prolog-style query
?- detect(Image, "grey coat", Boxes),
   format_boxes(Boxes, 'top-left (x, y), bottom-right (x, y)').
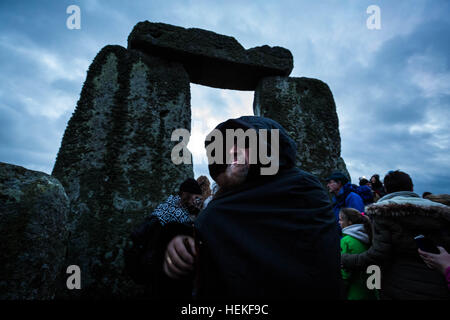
top-left (341, 191), bottom-right (450, 300)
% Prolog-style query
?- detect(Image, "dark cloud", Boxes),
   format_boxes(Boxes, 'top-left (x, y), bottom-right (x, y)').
top-left (332, 18), bottom-right (450, 194)
top-left (0, 0), bottom-right (448, 195)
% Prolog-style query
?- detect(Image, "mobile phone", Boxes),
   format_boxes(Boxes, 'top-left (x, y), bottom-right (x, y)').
top-left (414, 235), bottom-right (440, 254)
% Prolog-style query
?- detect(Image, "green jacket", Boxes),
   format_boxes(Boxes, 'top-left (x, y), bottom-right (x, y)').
top-left (341, 224), bottom-right (377, 300)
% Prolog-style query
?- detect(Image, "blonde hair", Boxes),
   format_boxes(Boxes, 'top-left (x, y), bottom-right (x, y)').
top-left (424, 194), bottom-right (450, 206)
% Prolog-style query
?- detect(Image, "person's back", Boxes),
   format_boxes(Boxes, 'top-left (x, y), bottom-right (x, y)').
top-left (343, 188), bottom-right (365, 213)
top-left (356, 185), bottom-right (374, 205)
top-left (326, 173), bottom-right (365, 224)
top-left (341, 233), bottom-right (373, 299)
top-left (124, 179), bottom-right (203, 298)
top-left (370, 193), bottom-right (449, 299)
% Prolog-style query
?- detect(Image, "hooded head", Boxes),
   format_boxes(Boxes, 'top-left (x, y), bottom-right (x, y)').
top-left (204, 116), bottom-right (297, 185)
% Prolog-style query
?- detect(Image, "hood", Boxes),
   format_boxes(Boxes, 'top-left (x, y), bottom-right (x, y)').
top-left (342, 224), bottom-right (369, 244)
top-left (204, 116), bottom-right (297, 181)
top-left (365, 191), bottom-right (450, 226)
top-left (377, 191), bottom-right (448, 208)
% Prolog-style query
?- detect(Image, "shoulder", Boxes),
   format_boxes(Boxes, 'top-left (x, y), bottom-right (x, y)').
top-left (262, 167), bottom-right (330, 201)
top-left (345, 192), bottom-right (364, 208)
top-left (341, 234), bottom-right (360, 245)
top-left (340, 235), bottom-right (365, 253)
top-left (154, 195), bottom-right (176, 209)
top-left (281, 167), bottom-right (323, 187)
top-left (341, 235), bottom-right (353, 245)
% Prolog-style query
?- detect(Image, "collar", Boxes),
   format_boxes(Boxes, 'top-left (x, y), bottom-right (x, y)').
top-left (378, 191), bottom-right (419, 202)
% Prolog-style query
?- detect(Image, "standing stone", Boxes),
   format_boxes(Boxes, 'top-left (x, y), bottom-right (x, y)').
top-left (52, 45), bottom-right (193, 298)
top-left (253, 76), bottom-right (350, 183)
top-left (128, 21), bottom-right (293, 90)
top-left (0, 162), bottom-right (69, 300)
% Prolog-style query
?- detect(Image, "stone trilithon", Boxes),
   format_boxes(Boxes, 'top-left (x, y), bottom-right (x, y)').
top-left (48, 21), bottom-right (348, 298)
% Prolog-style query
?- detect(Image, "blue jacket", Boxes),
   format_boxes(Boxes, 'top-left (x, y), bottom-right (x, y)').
top-left (332, 183), bottom-right (365, 223)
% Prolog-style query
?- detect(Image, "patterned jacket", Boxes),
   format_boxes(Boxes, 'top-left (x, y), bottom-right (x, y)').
top-left (151, 195), bottom-right (192, 225)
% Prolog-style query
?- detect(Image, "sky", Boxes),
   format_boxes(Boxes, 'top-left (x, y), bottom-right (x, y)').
top-left (0, 0), bottom-right (449, 196)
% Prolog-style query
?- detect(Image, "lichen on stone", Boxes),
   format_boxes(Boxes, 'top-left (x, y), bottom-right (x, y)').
top-left (0, 162), bottom-right (69, 300)
top-left (254, 76), bottom-right (350, 185)
top-left (51, 45), bottom-right (193, 298)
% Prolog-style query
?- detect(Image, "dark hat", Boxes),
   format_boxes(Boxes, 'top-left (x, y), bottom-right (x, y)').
top-left (180, 178), bottom-right (202, 195)
top-left (359, 178), bottom-right (370, 186)
top-left (325, 172), bottom-right (349, 185)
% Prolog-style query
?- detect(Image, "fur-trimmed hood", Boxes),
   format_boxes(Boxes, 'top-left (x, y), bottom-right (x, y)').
top-left (377, 191), bottom-right (448, 207)
top-left (367, 191), bottom-right (450, 218)
top-left (342, 224), bottom-right (369, 244)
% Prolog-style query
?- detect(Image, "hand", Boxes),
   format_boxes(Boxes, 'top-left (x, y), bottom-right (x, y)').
top-left (418, 246), bottom-right (450, 275)
top-left (163, 235), bottom-right (197, 279)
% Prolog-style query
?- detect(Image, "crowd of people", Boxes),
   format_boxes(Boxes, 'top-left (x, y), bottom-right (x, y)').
top-left (125, 115), bottom-right (450, 300)
top-left (328, 170), bottom-right (450, 299)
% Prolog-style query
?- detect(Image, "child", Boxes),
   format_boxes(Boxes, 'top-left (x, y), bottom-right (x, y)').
top-left (339, 208), bottom-right (377, 300)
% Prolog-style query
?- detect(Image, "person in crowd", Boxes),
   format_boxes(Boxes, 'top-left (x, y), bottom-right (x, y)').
top-left (341, 170), bottom-right (450, 299)
top-left (151, 178), bottom-right (203, 224)
top-left (422, 191), bottom-right (432, 198)
top-left (161, 116), bottom-right (341, 299)
top-left (339, 208), bottom-right (377, 300)
top-left (359, 177), bottom-right (369, 185)
top-left (196, 175), bottom-right (212, 209)
top-left (423, 194), bottom-right (450, 206)
top-left (326, 172), bottom-right (365, 226)
top-left (124, 178), bottom-right (203, 298)
top-left (419, 246), bottom-right (450, 291)
top-left (358, 178), bottom-right (374, 205)
top-left (370, 174), bottom-right (385, 202)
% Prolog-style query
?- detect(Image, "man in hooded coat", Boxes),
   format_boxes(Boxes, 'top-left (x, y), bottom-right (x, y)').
top-left (162, 116), bottom-right (341, 299)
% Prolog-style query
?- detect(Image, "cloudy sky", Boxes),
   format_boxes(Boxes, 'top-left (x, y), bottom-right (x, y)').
top-left (1, 0), bottom-right (449, 195)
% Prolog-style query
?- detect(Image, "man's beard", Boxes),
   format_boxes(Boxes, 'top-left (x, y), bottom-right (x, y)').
top-left (215, 163), bottom-right (249, 196)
